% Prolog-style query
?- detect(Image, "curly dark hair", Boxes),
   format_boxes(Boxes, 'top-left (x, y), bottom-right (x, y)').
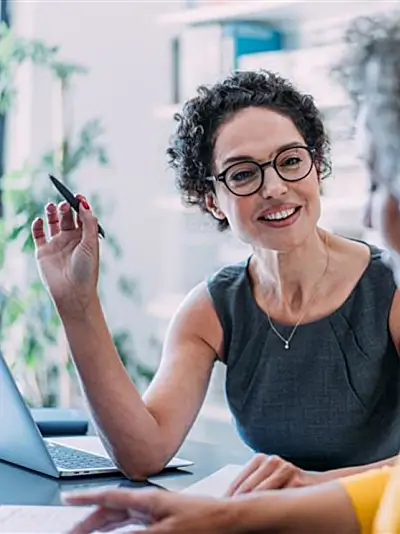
top-left (167, 69), bottom-right (331, 231)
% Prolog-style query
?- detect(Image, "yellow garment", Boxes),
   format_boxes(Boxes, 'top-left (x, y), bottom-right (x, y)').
top-left (374, 460), bottom-right (400, 534)
top-left (340, 466), bottom-right (392, 534)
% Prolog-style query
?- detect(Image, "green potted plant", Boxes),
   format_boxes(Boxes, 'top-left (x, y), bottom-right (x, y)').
top-left (0, 23), bottom-right (154, 407)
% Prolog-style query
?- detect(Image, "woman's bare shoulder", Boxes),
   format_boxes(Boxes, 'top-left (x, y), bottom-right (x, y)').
top-left (326, 235), bottom-right (372, 283)
top-left (328, 234), bottom-right (372, 265)
top-left (167, 281), bottom-right (224, 360)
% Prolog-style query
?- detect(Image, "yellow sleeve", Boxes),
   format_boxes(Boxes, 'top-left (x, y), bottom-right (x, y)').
top-left (339, 467), bottom-right (392, 534)
top-left (374, 459), bottom-right (400, 534)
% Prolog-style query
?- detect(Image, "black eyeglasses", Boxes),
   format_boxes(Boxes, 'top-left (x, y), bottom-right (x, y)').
top-left (208, 145), bottom-right (316, 197)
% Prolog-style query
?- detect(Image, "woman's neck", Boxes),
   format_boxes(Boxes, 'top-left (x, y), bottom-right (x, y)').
top-left (250, 228), bottom-right (330, 314)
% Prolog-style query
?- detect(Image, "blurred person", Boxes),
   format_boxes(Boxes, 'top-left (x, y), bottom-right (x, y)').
top-left (32, 63), bottom-right (400, 490)
top-left (335, 11), bottom-right (400, 534)
top-left (63, 11), bottom-right (400, 534)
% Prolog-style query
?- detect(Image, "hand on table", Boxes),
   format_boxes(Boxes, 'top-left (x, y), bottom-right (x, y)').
top-left (226, 453), bottom-right (320, 496)
top-left (64, 487), bottom-right (235, 534)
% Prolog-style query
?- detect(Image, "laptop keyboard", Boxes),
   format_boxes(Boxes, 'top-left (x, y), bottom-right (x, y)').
top-left (46, 441), bottom-right (115, 471)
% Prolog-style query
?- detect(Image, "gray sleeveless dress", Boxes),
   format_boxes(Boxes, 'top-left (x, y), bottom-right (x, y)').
top-left (207, 244), bottom-right (400, 471)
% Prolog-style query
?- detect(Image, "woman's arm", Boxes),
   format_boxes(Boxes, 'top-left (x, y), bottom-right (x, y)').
top-left (231, 481), bottom-right (360, 534)
top-left (60, 282), bottom-right (221, 479)
top-left (225, 453), bottom-right (396, 496)
top-left (236, 468), bottom-right (390, 534)
top-left (64, 479), bottom-right (364, 534)
top-left (64, 466), bottom-right (394, 534)
top-left (320, 456), bottom-right (397, 482)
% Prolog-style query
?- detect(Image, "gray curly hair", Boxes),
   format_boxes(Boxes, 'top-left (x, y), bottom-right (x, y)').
top-left (335, 12), bottom-right (400, 196)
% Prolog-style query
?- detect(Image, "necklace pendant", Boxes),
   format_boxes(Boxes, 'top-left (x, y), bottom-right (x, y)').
top-left (284, 342), bottom-right (289, 350)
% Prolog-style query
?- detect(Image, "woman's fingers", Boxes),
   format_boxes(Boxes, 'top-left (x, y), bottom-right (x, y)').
top-left (41, 200), bottom-right (79, 240)
top-left (66, 506), bottom-right (124, 534)
top-left (253, 465), bottom-right (294, 491)
top-left (226, 455), bottom-right (300, 495)
top-left (47, 193), bottom-right (92, 236)
top-left (32, 194), bottom-right (98, 270)
top-left (64, 488), bottom-right (153, 511)
top-left (64, 489), bottom-right (160, 534)
top-left (59, 201), bottom-right (76, 232)
top-left (79, 201), bottom-right (99, 247)
top-left (231, 464), bottom-right (275, 495)
top-left (46, 195), bottom-right (93, 237)
top-left (64, 488), bottom-right (165, 520)
top-left (75, 194), bottom-right (90, 229)
top-left (45, 203), bottom-right (60, 237)
top-left (31, 217), bottom-right (47, 249)
top-left (225, 455), bottom-right (267, 496)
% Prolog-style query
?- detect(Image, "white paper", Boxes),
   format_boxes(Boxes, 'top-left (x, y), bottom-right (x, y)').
top-left (0, 505), bottom-right (145, 533)
top-left (181, 464), bottom-right (244, 498)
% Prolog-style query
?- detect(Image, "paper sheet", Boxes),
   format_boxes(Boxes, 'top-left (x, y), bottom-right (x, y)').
top-left (0, 505), bottom-right (145, 533)
top-left (181, 464), bottom-right (244, 498)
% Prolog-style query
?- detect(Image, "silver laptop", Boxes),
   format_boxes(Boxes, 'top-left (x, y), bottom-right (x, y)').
top-left (0, 350), bottom-right (193, 478)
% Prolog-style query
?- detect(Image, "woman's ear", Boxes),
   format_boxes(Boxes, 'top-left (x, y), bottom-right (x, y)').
top-left (205, 192), bottom-right (226, 221)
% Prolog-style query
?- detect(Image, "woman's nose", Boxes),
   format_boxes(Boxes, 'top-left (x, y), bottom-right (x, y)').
top-left (260, 168), bottom-right (288, 199)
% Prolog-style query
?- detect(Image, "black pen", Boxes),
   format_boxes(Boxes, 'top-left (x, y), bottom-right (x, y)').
top-left (49, 174), bottom-right (105, 238)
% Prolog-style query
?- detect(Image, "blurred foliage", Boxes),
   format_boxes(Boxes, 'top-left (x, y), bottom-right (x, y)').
top-left (0, 23), bottom-right (154, 406)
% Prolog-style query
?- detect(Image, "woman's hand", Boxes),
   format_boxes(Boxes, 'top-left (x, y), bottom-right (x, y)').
top-left (63, 487), bottom-right (236, 534)
top-left (31, 197), bottom-right (100, 315)
top-left (64, 479), bottom-right (360, 534)
top-left (226, 453), bottom-right (320, 496)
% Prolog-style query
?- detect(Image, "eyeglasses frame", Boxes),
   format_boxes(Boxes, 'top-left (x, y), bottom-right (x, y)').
top-left (206, 145), bottom-right (317, 197)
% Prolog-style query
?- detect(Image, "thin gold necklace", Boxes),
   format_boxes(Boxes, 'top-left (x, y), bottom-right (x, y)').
top-left (265, 236), bottom-right (330, 350)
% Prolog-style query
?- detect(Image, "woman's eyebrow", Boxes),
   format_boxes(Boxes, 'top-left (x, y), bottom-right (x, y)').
top-left (221, 141), bottom-right (304, 167)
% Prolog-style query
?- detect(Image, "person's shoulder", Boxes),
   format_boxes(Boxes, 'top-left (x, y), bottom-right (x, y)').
top-left (165, 280), bottom-right (223, 357)
top-left (343, 237), bottom-right (397, 301)
top-left (207, 257), bottom-right (250, 289)
top-left (329, 234), bottom-right (395, 303)
top-left (173, 256), bottom-right (250, 318)
top-left (333, 235), bottom-right (391, 274)
top-left (357, 239), bottom-right (395, 277)
top-left (171, 281), bottom-right (212, 316)
top-left (170, 258), bottom-right (250, 340)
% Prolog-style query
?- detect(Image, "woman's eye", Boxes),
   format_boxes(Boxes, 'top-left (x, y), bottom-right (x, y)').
top-left (281, 157), bottom-right (301, 167)
top-left (231, 170), bottom-right (255, 181)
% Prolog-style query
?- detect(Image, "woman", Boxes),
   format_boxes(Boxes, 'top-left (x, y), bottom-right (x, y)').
top-left (32, 66), bottom-right (400, 489)
top-left (63, 12), bottom-right (400, 534)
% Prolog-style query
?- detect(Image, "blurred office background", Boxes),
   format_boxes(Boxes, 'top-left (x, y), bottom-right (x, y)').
top-left (0, 0), bottom-right (396, 452)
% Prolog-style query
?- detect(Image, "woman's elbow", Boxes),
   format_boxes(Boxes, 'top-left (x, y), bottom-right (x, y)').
top-left (113, 455), bottom-right (167, 481)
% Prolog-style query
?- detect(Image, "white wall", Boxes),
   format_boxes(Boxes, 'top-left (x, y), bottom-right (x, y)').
top-left (10, 0), bottom-right (183, 370)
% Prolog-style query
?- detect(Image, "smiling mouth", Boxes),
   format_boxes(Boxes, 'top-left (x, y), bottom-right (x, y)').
top-left (258, 206), bottom-right (301, 222)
